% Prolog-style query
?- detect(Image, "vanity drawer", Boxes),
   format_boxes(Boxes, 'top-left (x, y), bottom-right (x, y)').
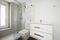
top-left (30, 30), bottom-right (52, 40)
top-left (30, 24), bottom-right (52, 34)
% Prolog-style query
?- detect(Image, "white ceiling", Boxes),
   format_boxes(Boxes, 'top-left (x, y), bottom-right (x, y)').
top-left (17, 0), bottom-right (55, 3)
top-left (17, 0), bottom-right (41, 3)
top-left (17, 0), bottom-right (28, 3)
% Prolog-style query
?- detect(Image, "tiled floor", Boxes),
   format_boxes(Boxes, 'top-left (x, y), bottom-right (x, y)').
top-left (17, 37), bottom-right (37, 40)
top-left (28, 37), bottom-right (37, 40)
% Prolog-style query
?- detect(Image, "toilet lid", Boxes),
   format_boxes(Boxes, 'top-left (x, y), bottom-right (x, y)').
top-left (19, 29), bottom-right (29, 34)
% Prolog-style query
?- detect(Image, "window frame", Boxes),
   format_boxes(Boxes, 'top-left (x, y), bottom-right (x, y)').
top-left (0, 0), bottom-right (11, 30)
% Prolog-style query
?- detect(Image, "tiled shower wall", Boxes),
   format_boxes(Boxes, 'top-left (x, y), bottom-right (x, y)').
top-left (0, 2), bottom-right (23, 40)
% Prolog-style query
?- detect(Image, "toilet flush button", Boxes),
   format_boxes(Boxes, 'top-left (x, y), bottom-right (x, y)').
top-left (40, 19), bottom-right (42, 24)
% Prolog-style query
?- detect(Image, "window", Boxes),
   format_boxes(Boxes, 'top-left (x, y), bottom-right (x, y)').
top-left (0, 4), bottom-right (7, 28)
top-left (0, 1), bottom-right (10, 30)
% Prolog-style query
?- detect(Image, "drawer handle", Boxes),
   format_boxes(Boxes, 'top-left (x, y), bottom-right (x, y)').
top-left (34, 33), bottom-right (44, 38)
top-left (34, 26), bottom-right (40, 29)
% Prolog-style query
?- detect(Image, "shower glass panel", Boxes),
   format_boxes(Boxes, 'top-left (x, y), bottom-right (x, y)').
top-left (0, 1), bottom-right (24, 40)
top-left (11, 2), bottom-right (24, 40)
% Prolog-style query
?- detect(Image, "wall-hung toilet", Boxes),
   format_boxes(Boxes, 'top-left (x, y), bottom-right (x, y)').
top-left (18, 29), bottom-right (30, 40)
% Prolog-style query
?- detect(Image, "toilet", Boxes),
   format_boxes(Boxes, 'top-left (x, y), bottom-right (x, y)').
top-left (18, 29), bottom-right (30, 40)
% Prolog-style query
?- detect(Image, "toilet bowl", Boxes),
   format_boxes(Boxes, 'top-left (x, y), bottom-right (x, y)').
top-left (19, 29), bottom-right (30, 40)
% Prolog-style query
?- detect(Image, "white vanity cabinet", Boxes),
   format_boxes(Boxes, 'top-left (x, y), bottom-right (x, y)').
top-left (30, 24), bottom-right (53, 40)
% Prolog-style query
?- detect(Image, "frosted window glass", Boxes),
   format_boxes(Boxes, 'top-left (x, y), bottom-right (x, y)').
top-left (0, 5), bottom-right (6, 26)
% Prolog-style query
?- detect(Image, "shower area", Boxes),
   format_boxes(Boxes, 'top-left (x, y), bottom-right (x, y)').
top-left (0, 0), bottom-right (25, 40)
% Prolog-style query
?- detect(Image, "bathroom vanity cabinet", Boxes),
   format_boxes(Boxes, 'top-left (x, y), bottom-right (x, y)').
top-left (30, 24), bottom-right (53, 40)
